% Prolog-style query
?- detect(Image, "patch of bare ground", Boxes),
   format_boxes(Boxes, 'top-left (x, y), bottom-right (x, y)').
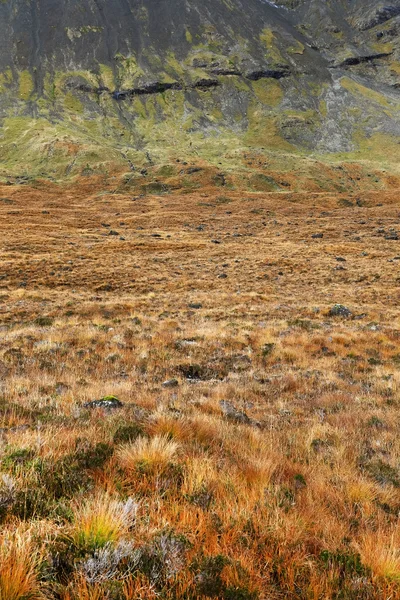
top-left (0, 172), bottom-right (400, 598)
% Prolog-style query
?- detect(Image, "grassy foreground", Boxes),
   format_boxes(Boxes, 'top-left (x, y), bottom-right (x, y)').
top-left (1, 167), bottom-right (400, 599)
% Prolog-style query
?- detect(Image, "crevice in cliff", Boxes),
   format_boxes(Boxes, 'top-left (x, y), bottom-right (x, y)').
top-left (111, 81), bottom-right (183, 99)
top-left (66, 67), bottom-right (292, 101)
top-left (332, 52), bottom-right (393, 68)
top-left (208, 68), bottom-right (242, 76)
top-left (245, 68), bottom-right (290, 80)
top-left (192, 78), bottom-right (220, 90)
top-left (110, 78), bottom-right (220, 99)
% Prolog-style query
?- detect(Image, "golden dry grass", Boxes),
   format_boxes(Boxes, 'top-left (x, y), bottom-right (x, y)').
top-left (0, 166), bottom-right (400, 598)
top-left (69, 493), bottom-right (138, 551)
top-left (117, 435), bottom-right (179, 472)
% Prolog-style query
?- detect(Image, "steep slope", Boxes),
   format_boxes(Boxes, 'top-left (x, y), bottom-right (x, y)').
top-left (278, 0), bottom-right (400, 85)
top-left (0, 0), bottom-right (399, 179)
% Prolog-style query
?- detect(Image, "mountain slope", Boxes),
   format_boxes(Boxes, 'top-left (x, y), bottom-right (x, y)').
top-left (0, 0), bottom-right (399, 179)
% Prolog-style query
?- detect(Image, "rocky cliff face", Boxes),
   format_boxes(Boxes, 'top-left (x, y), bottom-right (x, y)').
top-left (0, 0), bottom-right (399, 178)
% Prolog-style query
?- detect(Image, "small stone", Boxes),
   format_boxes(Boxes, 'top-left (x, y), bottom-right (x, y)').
top-left (280, 409), bottom-right (292, 417)
top-left (220, 400), bottom-right (252, 425)
top-left (211, 239), bottom-right (221, 244)
top-left (162, 378), bottom-right (179, 388)
top-left (353, 313), bottom-right (367, 320)
top-left (294, 474), bottom-right (307, 489)
top-left (55, 382), bottom-right (69, 395)
top-left (108, 230), bottom-right (119, 236)
top-left (311, 233), bottom-right (324, 239)
top-left (328, 304), bottom-right (352, 318)
top-left (335, 257), bottom-right (346, 262)
top-left (84, 395), bottom-right (123, 410)
top-left (188, 302), bottom-right (202, 309)
top-left (218, 273), bottom-right (228, 279)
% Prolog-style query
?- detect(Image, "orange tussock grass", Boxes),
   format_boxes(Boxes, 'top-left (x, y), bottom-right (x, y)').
top-left (0, 529), bottom-right (45, 600)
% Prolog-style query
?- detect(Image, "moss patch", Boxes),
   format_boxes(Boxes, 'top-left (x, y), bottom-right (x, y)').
top-left (341, 77), bottom-right (391, 108)
top-left (18, 70), bottom-right (35, 101)
top-left (64, 92), bottom-right (84, 113)
top-left (252, 79), bottom-right (283, 108)
top-left (0, 68), bottom-right (13, 93)
top-left (259, 29), bottom-right (284, 63)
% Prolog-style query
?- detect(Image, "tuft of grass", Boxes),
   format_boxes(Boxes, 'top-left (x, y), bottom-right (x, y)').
top-left (356, 532), bottom-right (400, 582)
top-left (62, 576), bottom-right (106, 600)
top-left (117, 435), bottom-right (179, 473)
top-left (34, 316), bottom-right (53, 327)
top-left (69, 494), bottom-right (139, 552)
top-left (0, 529), bottom-right (45, 600)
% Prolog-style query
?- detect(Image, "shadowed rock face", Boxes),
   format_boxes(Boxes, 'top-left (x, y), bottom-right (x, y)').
top-left (0, 0), bottom-right (399, 177)
top-left (0, 0), bottom-right (329, 85)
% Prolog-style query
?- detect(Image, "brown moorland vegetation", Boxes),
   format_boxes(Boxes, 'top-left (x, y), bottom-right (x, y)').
top-left (1, 162), bottom-right (400, 599)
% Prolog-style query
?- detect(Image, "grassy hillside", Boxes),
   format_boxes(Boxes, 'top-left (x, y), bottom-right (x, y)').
top-left (0, 0), bottom-right (399, 178)
top-left (1, 176), bottom-right (400, 598)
